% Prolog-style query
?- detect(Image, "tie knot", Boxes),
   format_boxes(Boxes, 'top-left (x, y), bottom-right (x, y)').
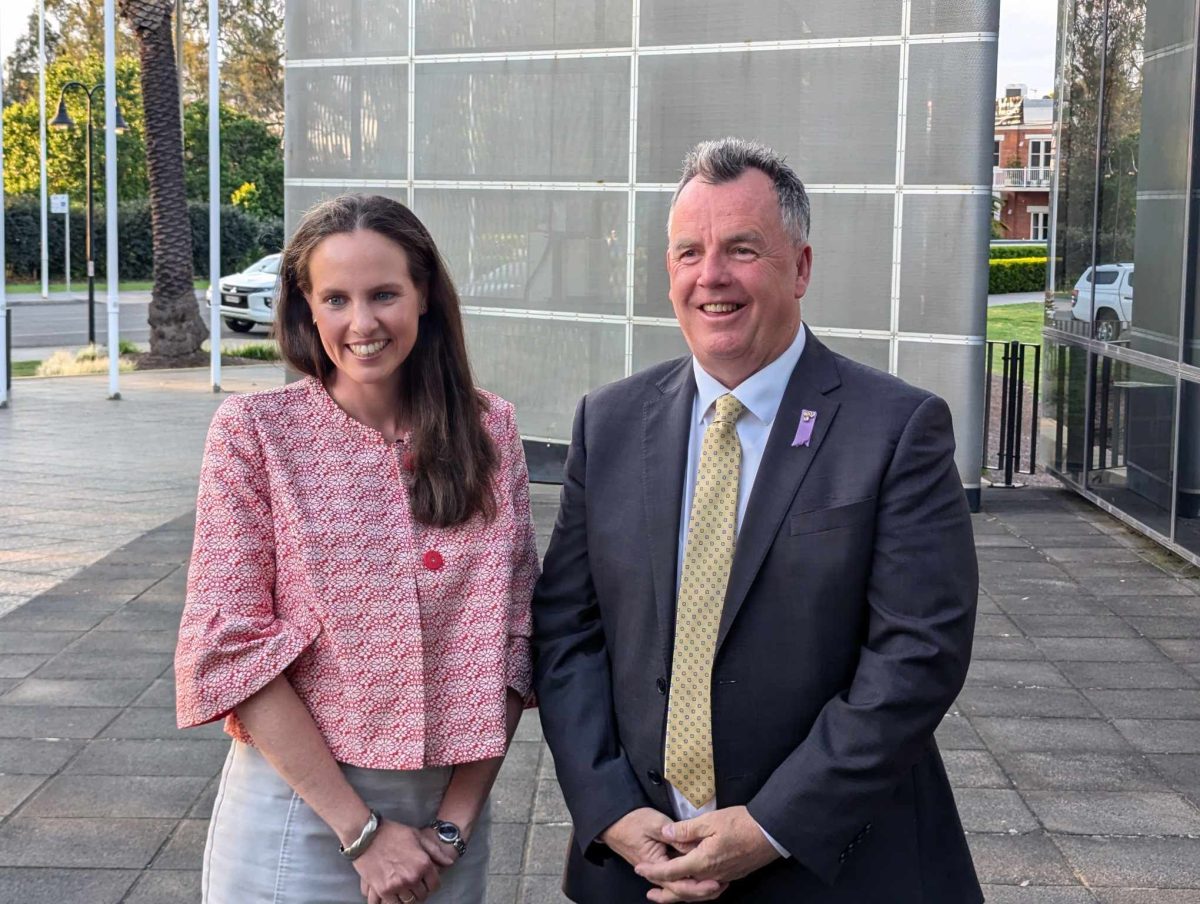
top-left (713, 394), bottom-right (745, 426)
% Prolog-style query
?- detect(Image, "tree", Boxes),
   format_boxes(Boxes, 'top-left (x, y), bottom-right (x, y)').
top-left (183, 100), bottom-right (283, 218)
top-left (119, 0), bottom-right (206, 362)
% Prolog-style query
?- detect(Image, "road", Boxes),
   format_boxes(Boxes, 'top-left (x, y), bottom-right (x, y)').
top-left (6, 293), bottom-right (269, 352)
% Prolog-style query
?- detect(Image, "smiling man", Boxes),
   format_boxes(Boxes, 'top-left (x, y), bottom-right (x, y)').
top-left (532, 138), bottom-right (982, 903)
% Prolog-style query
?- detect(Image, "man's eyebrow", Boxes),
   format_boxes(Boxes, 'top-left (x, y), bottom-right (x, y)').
top-left (725, 231), bottom-right (765, 245)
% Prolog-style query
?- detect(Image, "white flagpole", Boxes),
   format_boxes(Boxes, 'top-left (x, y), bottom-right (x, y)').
top-left (1, 13), bottom-right (9, 409)
top-left (39, 0), bottom-right (49, 299)
top-left (209, 0), bottom-right (221, 391)
top-left (104, 0), bottom-right (120, 399)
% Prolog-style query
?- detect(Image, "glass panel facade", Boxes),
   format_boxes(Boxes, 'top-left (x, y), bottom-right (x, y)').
top-left (284, 0), bottom-right (999, 485)
top-left (1045, 0), bottom-right (1200, 564)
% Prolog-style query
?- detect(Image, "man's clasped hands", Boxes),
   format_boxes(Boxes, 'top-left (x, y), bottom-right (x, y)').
top-left (601, 805), bottom-right (782, 903)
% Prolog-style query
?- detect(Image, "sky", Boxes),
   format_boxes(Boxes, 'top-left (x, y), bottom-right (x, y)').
top-left (3, 0), bottom-right (1058, 97)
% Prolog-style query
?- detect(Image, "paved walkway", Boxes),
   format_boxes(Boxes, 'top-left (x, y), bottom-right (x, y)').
top-left (1, 371), bottom-right (1200, 903)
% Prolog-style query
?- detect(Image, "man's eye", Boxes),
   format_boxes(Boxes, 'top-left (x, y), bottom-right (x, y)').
top-left (375, 292), bottom-right (396, 302)
top-left (733, 247), bottom-right (756, 257)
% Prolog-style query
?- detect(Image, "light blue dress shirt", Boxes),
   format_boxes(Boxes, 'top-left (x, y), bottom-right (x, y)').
top-left (667, 324), bottom-right (808, 858)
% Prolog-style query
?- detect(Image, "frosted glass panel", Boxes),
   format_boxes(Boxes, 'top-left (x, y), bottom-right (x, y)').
top-left (415, 59), bottom-right (629, 181)
top-left (416, 0), bottom-right (631, 52)
top-left (905, 42), bottom-right (995, 185)
top-left (640, 0), bottom-right (902, 44)
top-left (287, 0), bottom-right (408, 58)
top-left (414, 190), bottom-right (628, 315)
top-left (899, 194), bottom-right (991, 335)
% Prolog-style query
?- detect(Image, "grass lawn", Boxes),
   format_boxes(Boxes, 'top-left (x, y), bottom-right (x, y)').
top-left (4, 279), bottom-right (209, 294)
top-left (10, 361), bottom-right (40, 378)
top-left (987, 302), bottom-right (1043, 346)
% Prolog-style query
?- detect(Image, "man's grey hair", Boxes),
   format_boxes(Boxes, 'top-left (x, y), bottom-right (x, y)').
top-left (668, 138), bottom-right (811, 246)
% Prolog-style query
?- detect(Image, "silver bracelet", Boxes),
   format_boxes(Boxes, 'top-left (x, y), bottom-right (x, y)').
top-left (338, 809), bottom-right (381, 860)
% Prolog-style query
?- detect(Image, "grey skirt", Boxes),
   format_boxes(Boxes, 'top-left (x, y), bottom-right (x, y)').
top-left (203, 741), bottom-right (492, 904)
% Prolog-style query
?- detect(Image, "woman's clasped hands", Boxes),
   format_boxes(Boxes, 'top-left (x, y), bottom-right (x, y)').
top-left (353, 819), bottom-right (462, 904)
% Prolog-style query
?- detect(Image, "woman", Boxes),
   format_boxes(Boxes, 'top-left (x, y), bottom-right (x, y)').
top-left (175, 194), bottom-right (538, 904)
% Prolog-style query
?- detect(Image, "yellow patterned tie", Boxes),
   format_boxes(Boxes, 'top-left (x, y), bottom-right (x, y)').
top-left (664, 392), bottom-right (745, 808)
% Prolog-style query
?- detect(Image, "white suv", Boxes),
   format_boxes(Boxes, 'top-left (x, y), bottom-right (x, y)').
top-left (1070, 263), bottom-right (1134, 342)
top-left (205, 253), bottom-right (281, 333)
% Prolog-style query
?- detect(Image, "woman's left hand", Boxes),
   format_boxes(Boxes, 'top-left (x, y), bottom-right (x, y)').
top-left (417, 825), bottom-right (462, 869)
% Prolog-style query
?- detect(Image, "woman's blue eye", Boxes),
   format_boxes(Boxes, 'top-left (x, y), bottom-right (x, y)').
top-left (326, 296), bottom-right (346, 307)
top-left (376, 292), bottom-right (396, 301)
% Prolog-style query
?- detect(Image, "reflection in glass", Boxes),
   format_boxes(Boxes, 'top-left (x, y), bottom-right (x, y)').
top-left (1088, 357), bottom-right (1176, 535)
top-left (1041, 337), bottom-right (1088, 483)
top-left (414, 190), bottom-right (627, 315)
top-left (416, 0), bottom-right (631, 53)
top-left (1177, 381), bottom-right (1200, 556)
top-left (287, 0), bottom-right (409, 59)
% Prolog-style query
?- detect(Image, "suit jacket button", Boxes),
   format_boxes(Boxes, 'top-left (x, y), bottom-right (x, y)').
top-left (839, 852), bottom-right (847, 863)
top-left (647, 770), bottom-right (663, 785)
top-left (656, 678), bottom-right (667, 695)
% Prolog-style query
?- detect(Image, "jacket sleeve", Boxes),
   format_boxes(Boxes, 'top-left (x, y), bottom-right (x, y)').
top-left (500, 402), bottom-right (538, 705)
top-left (532, 394), bottom-right (652, 855)
top-left (746, 395), bottom-right (978, 885)
top-left (174, 398), bottom-right (321, 729)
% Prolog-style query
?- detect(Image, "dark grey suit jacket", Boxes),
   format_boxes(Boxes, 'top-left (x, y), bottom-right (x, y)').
top-left (532, 328), bottom-right (982, 903)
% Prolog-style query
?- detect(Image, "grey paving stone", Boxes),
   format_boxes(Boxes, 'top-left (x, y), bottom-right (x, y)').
top-left (1146, 755), bottom-right (1200, 796)
top-left (973, 636), bottom-right (1047, 661)
top-left (0, 738), bottom-right (82, 774)
top-left (0, 609), bottom-right (109, 632)
top-left (1084, 689), bottom-right (1200, 720)
top-left (67, 630), bottom-right (178, 654)
top-left (975, 547), bottom-right (1054, 562)
top-left (0, 705), bottom-right (119, 739)
top-left (1124, 617), bottom-right (1200, 639)
top-left (1040, 548), bottom-right (1145, 564)
top-left (1094, 890), bottom-right (1200, 903)
top-left (966, 660), bottom-right (1071, 688)
top-left (532, 780), bottom-right (570, 824)
top-left (514, 712), bottom-right (544, 743)
top-left (149, 819), bottom-right (208, 869)
top-left (0, 775), bottom-right (45, 817)
top-left (1113, 720), bottom-right (1200, 754)
top-left (980, 885), bottom-right (1096, 904)
top-left (1105, 598), bottom-right (1200, 618)
top-left (966, 831), bottom-right (1078, 885)
top-left (975, 535), bottom-right (1033, 548)
top-left (975, 613), bottom-right (1023, 636)
top-left (1159, 640), bottom-right (1200, 663)
top-left (993, 596), bottom-right (1111, 617)
top-left (1010, 615), bottom-right (1137, 638)
top-left (996, 752), bottom-right (1168, 792)
top-left (1057, 661), bottom-right (1200, 690)
top-left (1025, 790), bottom-right (1200, 836)
top-left (22, 774), bottom-right (209, 818)
top-left (488, 822), bottom-right (528, 875)
top-left (518, 874), bottom-right (571, 904)
top-left (0, 655), bottom-right (48, 679)
top-left (0, 867), bottom-right (139, 904)
top-left (123, 869), bottom-right (202, 904)
top-left (1, 678), bottom-right (148, 707)
top-left (936, 713), bottom-right (987, 750)
top-left (956, 788), bottom-right (1040, 833)
top-left (497, 741), bottom-right (542, 784)
top-left (0, 631), bottom-right (80, 655)
top-left (1057, 836), bottom-right (1200, 888)
top-left (1032, 637), bottom-right (1167, 662)
top-left (1078, 577), bottom-right (1196, 597)
top-left (0, 817), bottom-right (176, 868)
top-left (33, 651), bottom-right (172, 680)
top-left (99, 706), bottom-right (224, 741)
top-left (973, 717), bottom-right (1135, 754)
top-left (187, 774), bottom-right (221, 819)
top-left (486, 874), bottom-right (519, 904)
top-left (491, 779), bottom-right (535, 823)
top-left (956, 687), bottom-right (1100, 719)
top-left (133, 677), bottom-right (177, 707)
top-left (93, 607), bottom-right (187, 633)
top-left (523, 823), bottom-right (573, 876)
top-left (64, 738), bottom-right (230, 777)
top-left (940, 749), bottom-right (1011, 788)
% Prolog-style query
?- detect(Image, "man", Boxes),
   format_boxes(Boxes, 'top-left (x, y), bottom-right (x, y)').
top-left (532, 138), bottom-right (981, 903)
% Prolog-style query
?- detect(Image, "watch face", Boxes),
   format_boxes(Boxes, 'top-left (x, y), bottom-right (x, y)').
top-left (436, 823), bottom-right (460, 843)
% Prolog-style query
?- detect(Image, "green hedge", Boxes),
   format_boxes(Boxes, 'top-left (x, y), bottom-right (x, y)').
top-left (3, 197), bottom-right (283, 281)
top-left (990, 244), bottom-right (1050, 260)
top-left (989, 257), bottom-right (1048, 294)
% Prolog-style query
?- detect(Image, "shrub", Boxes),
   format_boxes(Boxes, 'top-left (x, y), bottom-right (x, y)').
top-left (222, 341), bottom-right (280, 361)
top-left (36, 346), bottom-right (135, 377)
top-left (991, 244), bottom-right (1049, 260)
top-left (989, 257), bottom-right (1048, 294)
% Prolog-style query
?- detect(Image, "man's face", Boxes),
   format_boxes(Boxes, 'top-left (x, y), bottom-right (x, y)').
top-left (666, 169), bottom-right (812, 388)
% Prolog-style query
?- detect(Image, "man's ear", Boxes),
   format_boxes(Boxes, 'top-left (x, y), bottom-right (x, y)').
top-left (794, 243), bottom-right (813, 300)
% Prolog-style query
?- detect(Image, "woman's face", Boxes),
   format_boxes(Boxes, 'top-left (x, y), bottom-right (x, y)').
top-left (304, 228), bottom-right (425, 392)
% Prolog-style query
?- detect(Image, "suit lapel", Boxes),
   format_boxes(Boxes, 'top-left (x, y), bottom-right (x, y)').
top-left (642, 358), bottom-right (696, 673)
top-left (717, 329), bottom-right (843, 653)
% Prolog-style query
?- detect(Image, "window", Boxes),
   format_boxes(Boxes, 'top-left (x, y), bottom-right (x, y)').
top-left (1029, 207), bottom-right (1049, 241)
top-left (1089, 269), bottom-right (1120, 285)
top-left (1029, 138), bottom-right (1052, 170)
top-left (993, 138), bottom-right (1002, 168)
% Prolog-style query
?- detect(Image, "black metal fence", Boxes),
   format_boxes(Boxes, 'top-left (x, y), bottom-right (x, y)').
top-left (983, 339), bottom-right (1042, 487)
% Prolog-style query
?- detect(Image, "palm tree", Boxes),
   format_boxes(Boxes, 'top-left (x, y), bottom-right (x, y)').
top-left (119, 0), bottom-right (206, 362)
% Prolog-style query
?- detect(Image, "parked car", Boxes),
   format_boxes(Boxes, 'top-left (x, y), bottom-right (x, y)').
top-left (205, 253), bottom-right (281, 333)
top-left (1070, 262), bottom-right (1134, 342)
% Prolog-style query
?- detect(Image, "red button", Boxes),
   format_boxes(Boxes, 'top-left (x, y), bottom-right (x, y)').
top-left (423, 550), bottom-right (444, 571)
top-left (402, 452), bottom-right (415, 472)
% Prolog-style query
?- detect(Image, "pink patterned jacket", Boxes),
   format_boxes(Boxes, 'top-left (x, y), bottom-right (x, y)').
top-left (174, 377), bottom-right (538, 770)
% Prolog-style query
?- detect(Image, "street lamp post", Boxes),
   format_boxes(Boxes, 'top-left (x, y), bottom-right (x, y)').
top-left (50, 83), bottom-right (126, 346)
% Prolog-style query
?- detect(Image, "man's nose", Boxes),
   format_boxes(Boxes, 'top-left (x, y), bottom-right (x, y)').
top-left (697, 251), bottom-right (731, 287)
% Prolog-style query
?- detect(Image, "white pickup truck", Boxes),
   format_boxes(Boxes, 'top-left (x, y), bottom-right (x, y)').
top-left (1070, 262), bottom-right (1133, 342)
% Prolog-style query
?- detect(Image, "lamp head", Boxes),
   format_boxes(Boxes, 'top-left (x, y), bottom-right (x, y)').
top-left (50, 98), bottom-right (75, 130)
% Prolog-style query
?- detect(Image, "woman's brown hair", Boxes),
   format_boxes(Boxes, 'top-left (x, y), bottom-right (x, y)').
top-left (275, 194), bottom-right (497, 528)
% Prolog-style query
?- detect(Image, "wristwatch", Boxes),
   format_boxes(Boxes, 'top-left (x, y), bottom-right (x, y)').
top-left (428, 818), bottom-right (467, 857)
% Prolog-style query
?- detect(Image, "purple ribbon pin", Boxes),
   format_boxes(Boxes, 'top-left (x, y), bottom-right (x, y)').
top-left (792, 409), bottom-right (817, 447)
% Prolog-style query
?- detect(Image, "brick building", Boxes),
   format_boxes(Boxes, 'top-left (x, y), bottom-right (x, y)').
top-left (993, 86), bottom-right (1054, 242)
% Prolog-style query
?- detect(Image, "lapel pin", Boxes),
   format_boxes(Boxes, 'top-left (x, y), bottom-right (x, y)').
top-left (792, 409), bottom-right (817, 447)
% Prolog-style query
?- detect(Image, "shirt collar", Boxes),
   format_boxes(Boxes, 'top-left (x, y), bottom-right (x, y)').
top-left (692, 324), bottom-right (807, 426)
